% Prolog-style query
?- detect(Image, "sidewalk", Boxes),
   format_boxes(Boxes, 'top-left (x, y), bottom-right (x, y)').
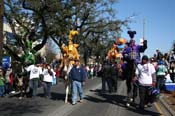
top-left (159, 92), bottom-right (175, 116)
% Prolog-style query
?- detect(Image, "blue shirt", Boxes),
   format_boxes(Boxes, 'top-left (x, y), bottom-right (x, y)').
top-left (69, 66), bottom-right (86, 82)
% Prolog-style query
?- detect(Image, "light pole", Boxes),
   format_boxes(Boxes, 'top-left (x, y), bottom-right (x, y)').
top-left (0, 0), bottom-right (4, 65)
top-left (143, 18), bottom-right (146, 40)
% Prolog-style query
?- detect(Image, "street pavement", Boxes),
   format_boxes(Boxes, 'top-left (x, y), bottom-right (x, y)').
top-left (0, 77), bottom-right (173, 116)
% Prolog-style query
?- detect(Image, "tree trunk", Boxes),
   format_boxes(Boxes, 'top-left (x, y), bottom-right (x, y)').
top-left (0, 0), bottom-right (4, 65)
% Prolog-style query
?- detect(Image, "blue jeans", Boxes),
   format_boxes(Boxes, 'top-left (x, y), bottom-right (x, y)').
top-left (72, 81), bottom-right (84, 103)
top-left (43, 82), bottom-right (52, 98)
top-left (29, 78), bottom-right (39, 97)
top-left (0, 85), bottom-right (5, 97)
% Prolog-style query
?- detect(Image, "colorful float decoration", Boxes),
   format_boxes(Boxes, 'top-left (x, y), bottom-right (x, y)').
top-left (21, 39), bottom-right (36, 65)
top-left (61, 30), bottom-right (80, 64)
top-left (107, 38), bottom-right (127, 64)
top-left (116, 38), bottom-right (127, 52)
top-left (60, 30), bottom-right (80, 103)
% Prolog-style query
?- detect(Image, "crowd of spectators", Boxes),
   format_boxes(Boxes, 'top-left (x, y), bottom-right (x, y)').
top-left (150, 49), bottom-right (175, 92)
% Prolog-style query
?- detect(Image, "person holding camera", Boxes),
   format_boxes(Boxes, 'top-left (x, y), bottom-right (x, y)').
top-left (42, 63), bottom-right (55, 98)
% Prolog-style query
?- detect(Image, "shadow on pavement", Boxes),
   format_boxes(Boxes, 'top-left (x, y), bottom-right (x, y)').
top-left (7, 91), bottom-right (66, 102)
top-left (0, 100), bottom-right (43, 116)
top-left (86, 89), bottom-right (161, 116)
top-left (127, 107), bottom-right (161, 116)
top-left (37, 92), bottom-right (66, 101)
top-left (0, 92), bottom-right (67, 116)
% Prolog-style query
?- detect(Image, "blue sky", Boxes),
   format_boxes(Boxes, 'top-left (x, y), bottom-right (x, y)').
top-left (114, 0), bottom-right (175, 57)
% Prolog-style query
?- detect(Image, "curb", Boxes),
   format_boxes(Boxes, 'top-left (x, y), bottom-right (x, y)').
top-left (158, 95), bottom-right (175, 116)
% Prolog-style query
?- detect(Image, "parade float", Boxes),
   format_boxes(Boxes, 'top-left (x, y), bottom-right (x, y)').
top-left (60, 30), bottom-right (80, 103)
top-left (61, 30), bottom-right (80, 64)
top-left (107, 37), bottom-right (126, 64)
top-left (22, 39), bottom-right (36, 65)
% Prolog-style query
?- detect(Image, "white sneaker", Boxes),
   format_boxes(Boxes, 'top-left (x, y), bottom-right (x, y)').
top-left (126, 103), bottom-right (130, 107)
top-left (130, 98), bottom-right (133, 102)
top-left (144, 105), bottom-right (148, 108)
top-left (11, 91), bottom-right (15, 94)
top-left (79, 100), bottom-right (83, 103)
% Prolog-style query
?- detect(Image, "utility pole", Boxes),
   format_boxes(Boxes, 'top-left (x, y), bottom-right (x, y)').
top-left (0, 0), bottom-right (4, 65)
top-left (141, 18), bottom-right (146, 56)
top-left (143, 18), bottom-right (146, 40)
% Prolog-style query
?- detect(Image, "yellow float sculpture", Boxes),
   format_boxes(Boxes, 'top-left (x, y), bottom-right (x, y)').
top-left (61, 30), bottom-right (80, 62)
top-left (60, 30), bottom-right (80, 103)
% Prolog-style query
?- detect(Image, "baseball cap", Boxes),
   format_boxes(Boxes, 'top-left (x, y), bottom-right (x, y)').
top-left (142, 55), bottom-right (149, 61)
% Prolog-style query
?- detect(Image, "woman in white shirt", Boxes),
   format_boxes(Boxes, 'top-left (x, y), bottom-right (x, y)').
top-left (42, 63), bottom-right (55, 98)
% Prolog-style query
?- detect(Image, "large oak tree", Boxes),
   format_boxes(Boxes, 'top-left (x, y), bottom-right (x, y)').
top-left (3, 0), bottom-right (130, 64)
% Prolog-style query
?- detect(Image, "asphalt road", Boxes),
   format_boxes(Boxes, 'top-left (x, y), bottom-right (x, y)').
top-left (0, 77), bottom-right (171, 116)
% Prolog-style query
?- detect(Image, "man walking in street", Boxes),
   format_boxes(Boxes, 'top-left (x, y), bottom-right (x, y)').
top-left (135, 55), bottom-right (156, 110)
top-left (69, 59), bottom-right (86, 105)
top-left (25, 62), bottom-right (42, 97)
top-left (101, 60), bottom-right (112, 93)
